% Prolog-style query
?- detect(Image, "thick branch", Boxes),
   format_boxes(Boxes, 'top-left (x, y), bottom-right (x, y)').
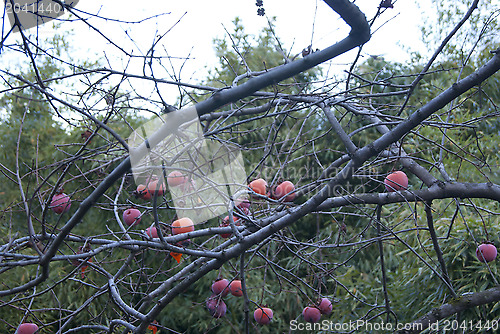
top-left (397, 287), bottom-right (500, 334)
top-left (317, 182), bottom-right (500, 210)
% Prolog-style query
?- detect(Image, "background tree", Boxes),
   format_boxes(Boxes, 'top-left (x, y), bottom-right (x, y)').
top-left (0, 0), bottom-right (499, 333)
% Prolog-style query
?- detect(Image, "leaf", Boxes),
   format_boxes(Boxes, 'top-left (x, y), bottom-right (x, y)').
top-left (81, 257), bottom-right (92, 279)
top-left (170, 252), bottom-right (182, 264)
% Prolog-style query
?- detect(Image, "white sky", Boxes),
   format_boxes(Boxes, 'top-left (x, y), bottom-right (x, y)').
top-left (1, 0), bottom-right (429, 103)
top-left (68, 0), bottom-right (426, 72)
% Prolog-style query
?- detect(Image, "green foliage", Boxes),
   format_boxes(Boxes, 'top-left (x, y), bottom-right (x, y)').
top-left (1, 6), bottom-right (500, 333)
top-left (417, 0), bottom-right (499, 62)
top-left (200, 17), bottom-right (327, 187)
top-left (209, 17), bottom-right (320, 93)
top-left (0, 31), bottom-right (148, 331)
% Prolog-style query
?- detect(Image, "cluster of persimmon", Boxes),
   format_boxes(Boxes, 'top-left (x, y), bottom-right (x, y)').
top-left (206, 278), bottom-right (243, 318)
top-left (144, 217), bottom-right (194, 263)
top-left (131, 171), bottom-right (196, 262)
top-left (133, 175), bottom-right (166, 200)
top-left (219, 198), bottom-right (249, 238)
top-left (132, 170), bottom-right (196, 202)
top-left (206, 278), bottom-right (274, 325)
top-left (144, 218), bottom-right (195, 239)
top-left (248, 178), bottom-right (297, 202)
top-left (48, 171), bottom-right (196, 279)
top-left (49, 167), bottom-right (493, 329)
top-left (217, 178), bottom-right (296, 238)
top-left (302, 298), bottom-right (333, 323)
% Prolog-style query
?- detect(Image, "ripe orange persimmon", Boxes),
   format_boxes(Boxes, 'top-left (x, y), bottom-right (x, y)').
top-left (249, 178), bottom-right (268, 196)
top-left (135, 184), bottom-right (152, 200)
top-left (171, 217), bottom-right (194, 235)
top-left (147, 179), bottom-right (165, 196)
top-left (274, 180), bottom-right (296, 201)
top-left (167, 171), bottom-right (188, 187)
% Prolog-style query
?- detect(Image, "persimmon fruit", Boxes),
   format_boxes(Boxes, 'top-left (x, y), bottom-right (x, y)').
top-left (123, 208), bottom-right (142, 226)
top-left (145, 226), bottom-right (158, 238)
top-left (318, 297), bottom-right (333, 315)
top-left (249, 178), bottom-right (268, 196)
top-left (17, 323), bottom-right (39, 334)
top-left (303, 306), bottom-right (322, 323)
top-left (229, 280), bottom-right (243, 297)
top-left (135, 184), bottom-right (152, 200)
top-left (206, 295), bottom-right (227, 318)
top-left (167, 171), bottom-right (188, 187)
top-left (384, 171), bottom-right (408, 192)
top-left (254, 307), bottom-right (273, 325)
top-left (220, 216), bottom-right (239, 238)
top-left (274, 180), bottom-right (296, 201)
top-left (50, 193), bottom-right (71, 214)
top-left (211, 278), bottom-right (230, 297)
top-left (476, 243), bottom-right (497, 262)
top-left (147, 179), bottom-right (165, 196)
top-left (171, 217), bottom-right (194, 235)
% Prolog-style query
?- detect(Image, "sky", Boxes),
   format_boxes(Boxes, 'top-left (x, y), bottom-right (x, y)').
top-left (1, 0), bottom-right (429, 103)
top-left (65, 0), bottom-right (426, 72)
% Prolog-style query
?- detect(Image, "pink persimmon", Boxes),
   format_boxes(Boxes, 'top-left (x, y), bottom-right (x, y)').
top-left (303, 306), bottom-right (322, 323)
top-left (123, 208), bottom-right (142, 226)
top-left (211, 278), bottom-right (230, 297)
top-left (50, 193), bottom-right (71, 214)
top-left (206, 295), bottom-right (227, 318)
top-left (167, 171), bottom-right (187, 187)
top-left (476, 243), bottom-right (497, 262)
top-left (384, 171), bottom-right (408, 192)
top-left (17, 323), bottom-right (39, 334)
top-left (254, 307), bottom-right (273, 325)
top-left (145, 226), bottom-right (158, 238)
top-left (318, 297), bottom-right (333, 315)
